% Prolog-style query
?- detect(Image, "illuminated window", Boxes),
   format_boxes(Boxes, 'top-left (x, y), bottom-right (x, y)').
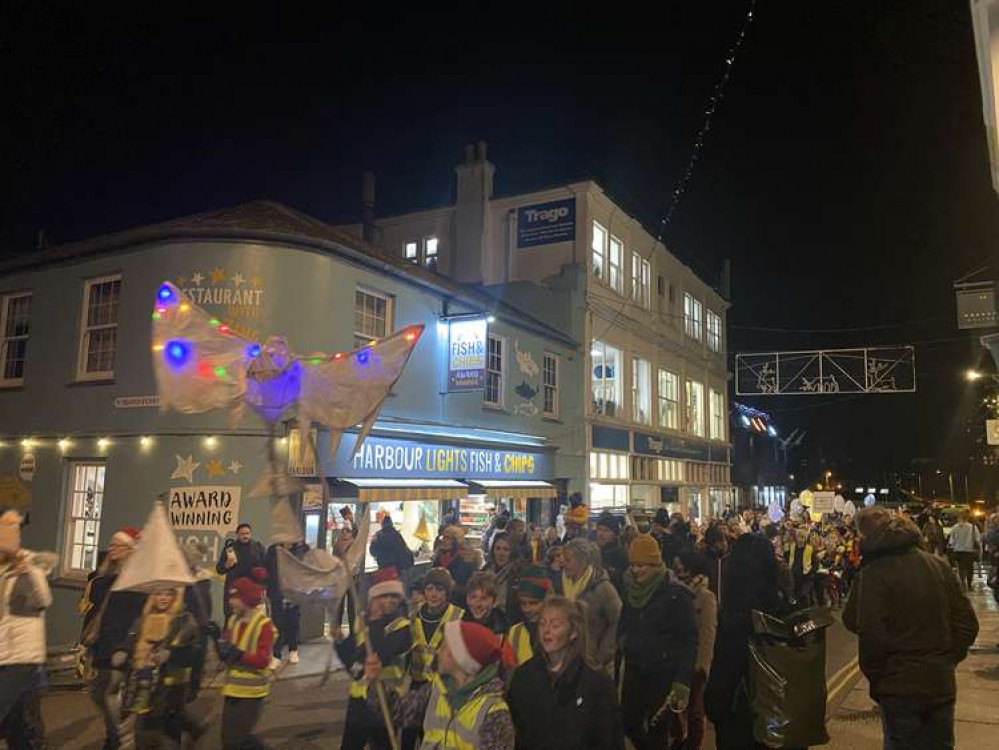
top-left (631, 357), bottom-right (651, 425)
top-left (591, 340), bottom-right (622, 418)
top-left (589, 451), bottom-right (630, 480)
top-left (404, 241), bottom-right (419, 261)
top-left (710, 389), bottom-right (726, 440)
top-left (63, 462), bottom-right (106, 578)
top-left (632, 253), bottom-right (650, 309)
top-left (608, 236), bottom-right (623, 294)
top-left (686, 379), bottom-right (705, 437)
top-left (658, 368), bottom-right (679, 430)
top-left (425, 236), bottom-right (439, 269)
top-left (484, 335), bottom-right (504, 407)
top-left (0, 292), bottom-right (31, 386)
top-left (684, 293), bottom-right (703, 341)
top-left (543, 353), bottom-right (559, 417)
top-left (354, 288), bottom-right (393, 348)
top-left (78, 275), bottom-right (121, 380)
top-left (707, 310), bottom-right (722, 352)
top-left (591, 222), bottom-right (607, 281)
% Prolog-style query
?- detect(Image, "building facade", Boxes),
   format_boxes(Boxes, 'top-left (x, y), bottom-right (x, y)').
top-left (340, 143), bottom-right (734, 519)
top-left (0, 201), bottom-right (582, 646)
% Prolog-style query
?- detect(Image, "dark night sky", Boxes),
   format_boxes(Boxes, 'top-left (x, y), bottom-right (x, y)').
top-left (3, 2), bottom-right (997, 489)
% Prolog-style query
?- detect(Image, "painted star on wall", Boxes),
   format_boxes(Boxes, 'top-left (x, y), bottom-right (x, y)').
top-left (250, 276), bottom-right (263, 289)
top-left (191, 272), bottom-right (205, 286)
top-left (175, 276), bottom-right (187, 287)
top-left (211, 268), bottom-right (226, 284)
top-left (206, 459), bottom-right (226, 478)
top-left (231, 272), bottom-right (246, 287)
top-left (228, 460), bottom-right (243, 474)
top-left (171, 454), bottom-right (201, 483)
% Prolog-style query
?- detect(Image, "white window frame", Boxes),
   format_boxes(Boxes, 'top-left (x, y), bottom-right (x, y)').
top-left (684, 292), bottom-right (703, 342)
top-left (77, 274), bottom-right (122, 381)
top-left (710, 389), bottom-right (726, 440)
top-left (631, 357), bottom-right (651, 425)
top-left (484, 334), bottom-right (505, 408)
top-left (542, 352), bottom-right (559, 418)
top-left (591, 221), bottom-right (607, 281)
top-left (608, 235), bottom-right (623, 294)
top-left (658, 368), bottom-right (680, 430)
top-left (0, 292), bottom-right (31, 387)
top-left (63, 461), bottom-right (107, 579)
top-left (404, 240), bottom-right (419, 262)
top-left (591, 340), bottom-right (623, 418)
top-left (686, 379), bottom-right (705, 437)
top-left (354, 287), bottom-right (394, 348)
top-left (707, 310), bottom-right (722, 352)
top-left (424, 236), bottom-right (439, 269)
top-left (631, 253), bottom-right (651, 309)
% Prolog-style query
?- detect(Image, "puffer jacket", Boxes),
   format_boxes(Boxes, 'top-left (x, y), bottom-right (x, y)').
top-left (554, 567), bottom-right (622, 670)
top-left (0, 552), bottom-right (54, 666)
top-left (844, 517), bottom-right (979, 700)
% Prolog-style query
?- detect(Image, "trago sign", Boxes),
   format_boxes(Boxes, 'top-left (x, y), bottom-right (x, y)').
top-left (448, 318), bottom-right (488, 392)
top-left (516, 198), bottom-right (576, 248)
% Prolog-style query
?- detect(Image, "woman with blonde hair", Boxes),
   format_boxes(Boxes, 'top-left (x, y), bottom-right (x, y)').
top-left (507, 596), bottom-right (624, 750)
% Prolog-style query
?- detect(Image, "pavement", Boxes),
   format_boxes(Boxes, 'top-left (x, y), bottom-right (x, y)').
top-left (10, 578), bottom-right (996, 750)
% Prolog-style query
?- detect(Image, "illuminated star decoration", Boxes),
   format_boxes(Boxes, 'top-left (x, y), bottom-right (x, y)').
top-left (231, 272), bottom-right (246, 287)
top-left (211, 267), bottom-right (226, 284)
top-left (191, 272), bottom-right (205, 286)
top-left (205, 459), bottom-right (226, 478)
top-left (228, 460), bottom-right (242, 475)
top-left (171, 454), bottom-right (201, 483)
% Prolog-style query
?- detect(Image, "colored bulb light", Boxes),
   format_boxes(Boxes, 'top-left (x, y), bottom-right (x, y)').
top-left (219, 324), bottom-right (231, 335)
top-left (357, 350), bottom-right (370, 364)
top-left (214, 365), bottom-right (228, 379)
top-left (209, 318), bottom-right (220, 327)
top-left (165, 340), bottom-right (191, 366)
top-left (246, 343), bottom-right (261, 359)
top-left (156, 285), bottom-right (174, 303)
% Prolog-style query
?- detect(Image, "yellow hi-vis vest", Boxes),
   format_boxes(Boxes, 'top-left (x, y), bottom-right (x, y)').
top-left (410, 604), bottom-right (463, 683)
top-left (222, 611), bottom-right (274, 699)
top-left (348, 616), bottom-right (411, 700)
top-left (420, 672), bottom-right (509, 750)
top-left (506, 622), bottom-right (534, 666)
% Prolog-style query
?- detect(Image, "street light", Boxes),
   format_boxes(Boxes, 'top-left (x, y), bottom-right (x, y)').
top-left (966, 369), bottom-right (983, 381)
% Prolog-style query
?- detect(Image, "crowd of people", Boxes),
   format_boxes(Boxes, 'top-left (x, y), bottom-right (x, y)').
top-left (0, 499), bottom-right (993, 749)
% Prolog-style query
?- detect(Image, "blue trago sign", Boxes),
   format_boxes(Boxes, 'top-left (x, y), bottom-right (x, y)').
top-left (516, 198), bottom-right (576, 248)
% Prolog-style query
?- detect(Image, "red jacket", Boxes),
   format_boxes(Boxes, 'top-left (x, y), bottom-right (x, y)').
top-left (224, 614), bottom-right (275, 670)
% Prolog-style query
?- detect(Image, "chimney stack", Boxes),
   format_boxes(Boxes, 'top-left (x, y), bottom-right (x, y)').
top-left (453, 141), bottom-right (496, 284)
top-left (361, 171), bottom-right (376, 243)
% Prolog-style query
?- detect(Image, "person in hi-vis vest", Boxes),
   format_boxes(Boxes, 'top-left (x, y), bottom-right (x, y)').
top-left (217, 569), bottom-right (276, 750)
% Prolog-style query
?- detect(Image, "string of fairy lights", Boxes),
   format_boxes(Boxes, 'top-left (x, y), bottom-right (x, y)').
top-left (0, 434), bottom-right (287, 453)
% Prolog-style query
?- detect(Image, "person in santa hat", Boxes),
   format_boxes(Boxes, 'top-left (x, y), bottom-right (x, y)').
top-left (412, 620), bottom-right (514, 750)
top-left (217, 568), bottom-right (277, 750)
top-left (0, 508), bottom-right (54, 750)
top-left (81, 526), bottom-right (146, 750)
top-left (336, 567), bottom-right (412, 750)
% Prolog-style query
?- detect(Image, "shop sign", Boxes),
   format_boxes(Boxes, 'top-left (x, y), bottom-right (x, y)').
top-left (811, 491), bottom-right (835, 514)
top-left (516, 198), bottom-right (576, 248)
top-left (335, 434), bottom-right (552, 480)
top-left (0, 475), bottom-right (31, 509)
top-left (448, 318), bottom-right (488, 391)
top-left (987, 419), bottom-right (999, 446)
top-left (633, 432), bottom-right (712, 462)
top-left (168, 485), bottom-right (241, 535)
top-left (114, 395), bottom-right (161, 409)
top-left (18, 454), bottom-right (36, 482)
top-left (591, 425), bottom-right (630, 452)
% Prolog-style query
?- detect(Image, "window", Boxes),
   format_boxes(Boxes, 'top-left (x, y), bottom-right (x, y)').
top-left (542, 353), bottom-right (559, 417)
top-left (64, 462), bottom-right (106, 577)
top-left (683, 293), bottom-right (703, 341)
top-left (78, 275), bottom-right (122, 380)
top-left (404, 241), bottom-right (419, 261)
top-left (658, 368), bottom-right (680, 430)
top-left (484, 335), bottom-right (504, 407)
top-left (710, 389), bottom-right (726, 440)
top-left (589, 451), bottom-right (630, 480)
top-left (354, 288), bottom-right (392, 348)
top-left (631, 253), bottom-right (651, 308)
top-left (686, 379), bottom-right (705, 436)
top-left (631, 357), bottom-right (651, 424)
top-left (404, 237), bottom-right (438, 269)
top-left (0, 293), bottom-right (31, 385)
top-left (608, 235), bottom-right (623, 293)
top-left (425, 236), bottom-right (438, 269)
top-left (707, 310), bottom-right (722, 352)
top-left (591, 222), bottom-right (607, 281)
top-left (591, 340), bottom-right (622, 417)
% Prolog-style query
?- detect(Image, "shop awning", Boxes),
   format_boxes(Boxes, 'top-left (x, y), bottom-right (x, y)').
top-left (332, 478), bottom-right (470, 502)
top-left (466, 480), bottom-right (558, 499)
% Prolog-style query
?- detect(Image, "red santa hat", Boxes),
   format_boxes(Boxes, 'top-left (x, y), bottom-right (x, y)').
top-left (228, 576), bottom-right (265, 608)
top-left (443, 621), bottom-right (514, 676)
top-left (111, 527), bottom-right (142, 548)
top-left (369, 567), bottom-right (405, 600)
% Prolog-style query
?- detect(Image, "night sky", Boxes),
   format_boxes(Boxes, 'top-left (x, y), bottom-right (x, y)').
top-left (3, 2), bottom-right (997, 494)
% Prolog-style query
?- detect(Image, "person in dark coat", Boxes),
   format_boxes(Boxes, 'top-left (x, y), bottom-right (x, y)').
top-left (594, 513), bottom-right (629, 597)
top-left (480, 533), bottom-right (522, 616)
top-left (704, 527), bottom-right (782, 750)
top-left (369, 517), bottom-right (414, 573)
top-left (431, 526), bottom-right (479, 609)
top-left (265, 539), bottom-right (309, 663)
top-left (214, 523), bottom-right (265, 621)
top-left (844, 507), bottom-right (979, 750)
top-left (462, 572), bottom-right (510, 636)
top-left (618, 534), bottom-right (698, 749)
top-left (507, 596), bottom-right (624, 750)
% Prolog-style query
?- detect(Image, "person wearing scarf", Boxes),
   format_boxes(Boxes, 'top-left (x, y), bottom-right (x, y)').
top-left (555, 539), bottom-right (621, 674)
top-left (619, 534), bottom-right (698, 750)
top-left (673, 550), bottom-right (718, 750)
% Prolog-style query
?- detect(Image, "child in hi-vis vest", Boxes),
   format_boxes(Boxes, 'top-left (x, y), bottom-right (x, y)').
top-left (217, 569), bottom-right (276, 750)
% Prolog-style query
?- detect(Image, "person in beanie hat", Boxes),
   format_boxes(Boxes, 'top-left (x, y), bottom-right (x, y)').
top-left (337, 567), bottom-right (412, 750)
top-left (554, 538), bottom-right (622, 674)
top-left (217, 568), bottom-right (277, 750)
top-left (595, 512), bottom-right (629, 597)
top-left (401, 568), bottom-right (464, 750)
top-left (619, 534), bottom-right (698, 749)
top-left (506, 565), bottom-right (551, 666)
top-left (415, 621), bottom-right (514, 749)
top-left (83, 526), bottom-right (146, 750)
top-left (844, 507), bottom-right (978, 750)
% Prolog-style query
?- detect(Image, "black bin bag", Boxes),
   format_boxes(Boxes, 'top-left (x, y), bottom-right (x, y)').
top-left (748, 607), bottom-right (833, 748)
